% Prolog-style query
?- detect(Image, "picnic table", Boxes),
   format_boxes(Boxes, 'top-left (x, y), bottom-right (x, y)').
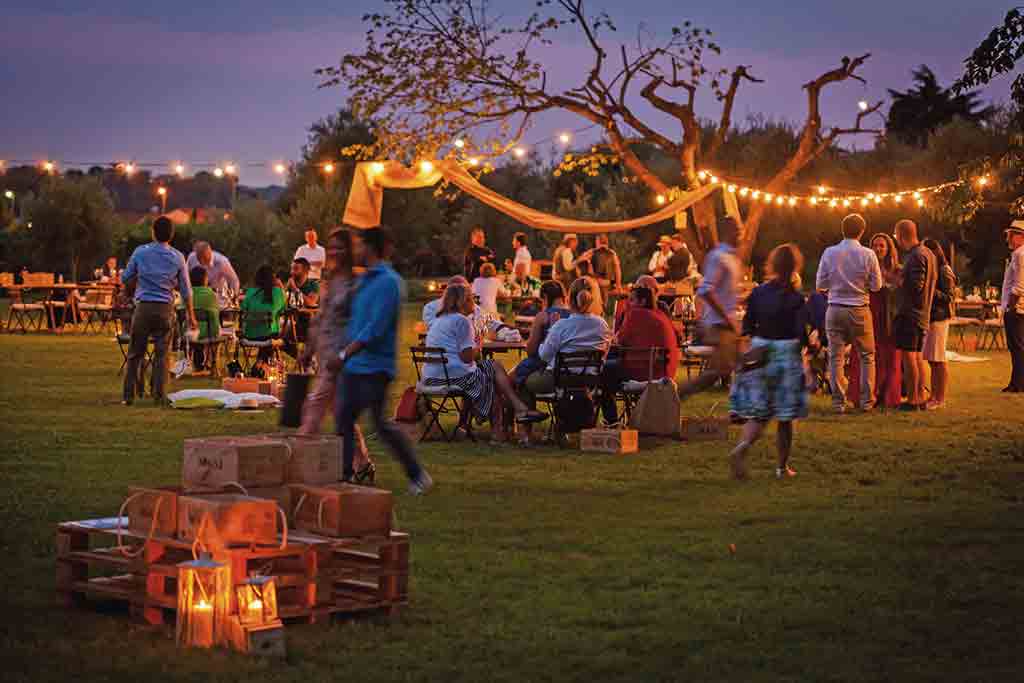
top-left (5, 282), bottom-right (84, 331)
top-left (482, 340), bottom-right (527, 359)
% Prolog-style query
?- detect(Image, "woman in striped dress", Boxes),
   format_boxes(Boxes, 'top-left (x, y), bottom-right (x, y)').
top-left (423, 283), bottom-right (545, 441)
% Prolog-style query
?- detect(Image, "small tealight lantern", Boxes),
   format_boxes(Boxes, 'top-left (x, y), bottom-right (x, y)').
top-left (236, 575), bottom-right (279, 627)
top-left (176, 554), bottom-right (230, 649)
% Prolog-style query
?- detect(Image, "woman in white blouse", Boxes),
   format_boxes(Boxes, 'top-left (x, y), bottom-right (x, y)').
top-left (471, 262), bottom-right (507, 314)
top-left (423, 284), bottom-right (545, 441)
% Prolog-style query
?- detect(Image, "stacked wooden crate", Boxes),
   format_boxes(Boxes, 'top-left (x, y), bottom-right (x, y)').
top-left (56, 432), bottom-right (409, 627)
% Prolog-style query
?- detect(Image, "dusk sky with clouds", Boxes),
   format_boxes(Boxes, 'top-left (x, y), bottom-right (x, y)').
top-left (0, 0), bottom-right (1013, 185)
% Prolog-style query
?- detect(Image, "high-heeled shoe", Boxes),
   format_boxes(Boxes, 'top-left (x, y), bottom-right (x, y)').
top-left (354, 463), bottom-right (376, 485)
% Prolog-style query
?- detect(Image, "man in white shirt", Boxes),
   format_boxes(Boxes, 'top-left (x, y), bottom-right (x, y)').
top-left (648, 235), bottom-right (674, 280)
top-left (294, 228), bottom-right (327, 280)
top-left (815, 214), bottom-right (883, 412)
top-left (1000, 221), bottom-right (1024, 392)
top-left (512, 232), bottom-right (532, 278)
top-left (186, 240), bottom-right (240, 301)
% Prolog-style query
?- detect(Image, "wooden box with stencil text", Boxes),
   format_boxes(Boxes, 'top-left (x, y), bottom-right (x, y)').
top-left (288, 484), bottom-right (393, 538)
top-left (580, 428), bottom-right (639, 454)
top-left (182, 436), bottom-right (289, 492)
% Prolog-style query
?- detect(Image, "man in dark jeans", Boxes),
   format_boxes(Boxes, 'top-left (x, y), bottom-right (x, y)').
top-left (333, 226), bottom-right (432, 494)
top-left (1000, 222), bottom-right (1024, 392)
top-left (121, 216), bottom-right (196, 404)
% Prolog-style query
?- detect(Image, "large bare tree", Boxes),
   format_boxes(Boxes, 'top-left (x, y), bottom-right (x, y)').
top-left (319, 0), bottom-right (882, 261)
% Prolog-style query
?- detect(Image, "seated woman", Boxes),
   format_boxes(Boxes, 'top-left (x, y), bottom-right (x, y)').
top-left (185, 266), bottom-right (220, 370)
top-left (614, 275), bottom-right (673, 332)
top-left (519, 279), bottom-right (612, 442)
top-left (513, 281), bottom-right (573, 385)
top-left (614, 285), bottom-right (680, 381)
top-left (471, 262), bottom-right (506, 315)
top-left (240, 264), bottom-right (286, 371)
top-left (423, 283), bottom-right (544, 441)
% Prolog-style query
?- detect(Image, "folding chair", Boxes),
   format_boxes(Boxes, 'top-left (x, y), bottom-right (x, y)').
top-left (79, 286), bottom-right (116, 334)
top-left (236, 311), bottom-right (284, 373)
top-left (6, 286), bottom-right (47, 333)
top-left (534, 349), bottom-right (604, 448)
top-left (681, 343), bottom-right (714, 380)
top-left (613, 347), bottom-right (669, 423)
top-left (190, 308), bottom-right (233, 377)
top-left (410, 345), bottom-right (476, 442)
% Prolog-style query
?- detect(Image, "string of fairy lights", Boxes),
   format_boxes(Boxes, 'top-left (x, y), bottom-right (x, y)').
top-left (0, 117), bottom-right (989, 211)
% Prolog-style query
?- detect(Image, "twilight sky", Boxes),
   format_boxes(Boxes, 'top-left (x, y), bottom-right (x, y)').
top-left (0, 0), bottom-right (1013, 186)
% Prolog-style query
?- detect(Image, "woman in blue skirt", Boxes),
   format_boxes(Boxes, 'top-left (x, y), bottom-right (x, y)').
top-left (729, 243), bottom-right (810, 480)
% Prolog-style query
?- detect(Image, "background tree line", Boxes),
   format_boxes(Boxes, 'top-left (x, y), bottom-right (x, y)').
top-left (1, 63), bottom-right (1020, 289)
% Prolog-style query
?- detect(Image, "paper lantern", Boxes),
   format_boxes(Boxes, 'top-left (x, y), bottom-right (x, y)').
top-left (235, 575), bottom-right (278, 628)
top-left (176, 554), bottom-right (230, 649)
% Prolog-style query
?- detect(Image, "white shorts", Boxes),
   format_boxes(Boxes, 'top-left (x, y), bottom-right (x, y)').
top-left (923, 320), bottom-right (950, 363)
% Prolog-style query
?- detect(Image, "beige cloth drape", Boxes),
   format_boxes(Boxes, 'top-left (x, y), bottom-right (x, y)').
top-left (343, 160), bottom-right (741, 233)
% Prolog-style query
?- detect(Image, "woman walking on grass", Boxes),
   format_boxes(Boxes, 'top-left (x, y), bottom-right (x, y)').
top-left (728, 243), bottom-right (810, 480)
top-left (922, 238), bottom-right (956, 410)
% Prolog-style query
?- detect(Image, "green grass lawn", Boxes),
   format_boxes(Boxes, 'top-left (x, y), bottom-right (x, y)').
top-left (1, 305), bottom-right (1022, 682)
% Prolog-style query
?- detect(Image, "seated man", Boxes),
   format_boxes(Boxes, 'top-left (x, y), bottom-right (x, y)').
top-left (285, 257), bottom-right (320, 344)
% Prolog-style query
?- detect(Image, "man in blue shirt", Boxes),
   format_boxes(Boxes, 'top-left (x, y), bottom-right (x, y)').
top-left (333, 226), bottom-right (431, 494)
top-left (678, 217), bottom-right (742, 399)
top-left (121, 216), bottom-right (196, 404)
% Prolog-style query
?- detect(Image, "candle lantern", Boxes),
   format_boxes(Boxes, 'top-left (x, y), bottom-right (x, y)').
top-left (235, 575), bottom-right (278, 627)
top-left (176, 554), bottom-right (230, 649)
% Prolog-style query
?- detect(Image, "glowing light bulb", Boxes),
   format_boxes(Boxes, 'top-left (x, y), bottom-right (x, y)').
top-left (752, 190), bottom-right (761, 199)
top-left (775, 196), bottom-right (784, 205)
top-left (558, 133), bottom-right (571, 145)
top-left (710, 175), bottom-right (719, 184)
top-left (157, 187), bottom-right (167, 196)
top-left (124, 162), bottom-right (135, 176)
top-left (513, 147), bottom-right (526, 158)
top-left (894, 194), bottom-right (903, 203)
top-left (810, 197), bottom-right (818, 206)
top-left (196, 600), bottom-right (211, 611)
top-left (788, 197), bottom-right (797, 207)
top-left (818, 185), bottom-right (827, 195)
top-left (739, 187), bottom-right (749, 197)
top-left (214, 167), bottom-right (224, 178)
top-left (468, 157), bottom-right (480, 167)
top-left (977, 176), bottom-right (989, 187)
top-left (4, 190), bottom-right (14, 200)
top-left (843, 199), bottom-right (851, 207)
top-left (912, 191), bottom-right (921, 200)
top-left (369, 162), bottom-right (385, 175)
top-left (323, 162), bottom-right (335, 174)
top-left (727, 185), bottom-right (737, 193)
top-left (225, 164), bottom-right (237, 175)
top-left (419, 160), bottom-right (434, 174)
top-left (43, 161), bottom-right (55, 173)
top-left (764, 193), bottom-right (774, 201)
top-left (874, 195), bottom-right (882, 204)
top-left (274, 163), bottom-right (287, 175)
top-left (697, 170), bottom-right (708, 181)
top-left (656, 194), bottom-right (666, 205)
top-left (860, 198), bottom-right (868, 207)
top-left (174, 164), bottom-right (185, 176)
top-left (858, 100), bottom-right (869, 111)
top-left (454, 138), bottom-right (465, 149)
top-left (917, 198), bottom-right (925, 207)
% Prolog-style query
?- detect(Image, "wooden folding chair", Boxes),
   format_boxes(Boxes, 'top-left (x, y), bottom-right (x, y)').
top-left (978, 313), bottom-right (1006, 351)
top-left (410, 346), bottom-right (476, 442)
top-left (236, 311), bottom-right (284, 373)
top-left (79, 286), bottom-right (116, 334)
top-left (6, 286), bottom-right (47, 333)
top-left (534, 350), bottom-right (604, 447)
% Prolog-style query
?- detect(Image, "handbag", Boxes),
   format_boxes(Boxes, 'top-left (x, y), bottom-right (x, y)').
top-left (630, 377), bottom-right (680, 436)
top-left (556, 390), bottom-right (597, 433)
top-left (394, 386), bottom-right (422, 423)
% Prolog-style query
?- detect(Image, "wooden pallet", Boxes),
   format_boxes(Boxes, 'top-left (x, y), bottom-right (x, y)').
top-left (57, 518), bottom-right (410, 626)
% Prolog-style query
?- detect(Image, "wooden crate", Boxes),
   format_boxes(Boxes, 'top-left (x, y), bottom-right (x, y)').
top-left (680, 416), bottom-right (730, 442)
top-left (125, 486), bottom-right (179, 536)
top-left (250, 433), bottom-right (340, 485)
top-left (176, 494), bottom-right (280, 547)
top-left (222, 377), bottom-right (278, 395)
top-left (182, 436), bottom-right (289, 492)
top-left (580, 428), bottom-right (639, 454)
top-left (288, 484), bottom-right (393, 538)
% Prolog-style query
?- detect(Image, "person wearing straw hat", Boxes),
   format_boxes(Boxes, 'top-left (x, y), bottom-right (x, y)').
top-left (1000, 220), bottom-right (1024, 392)
top-left (648, 235), bottom-right (674, 281)
top-left (553, 233), bottom-right (580, 290)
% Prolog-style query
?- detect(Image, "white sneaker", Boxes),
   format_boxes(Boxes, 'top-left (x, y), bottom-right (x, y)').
top-left (408, 470), bottom-right (434, 495)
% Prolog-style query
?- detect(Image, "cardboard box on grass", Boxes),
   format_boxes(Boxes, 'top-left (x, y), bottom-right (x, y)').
top-left (580, 428), bottom-right (639, 454)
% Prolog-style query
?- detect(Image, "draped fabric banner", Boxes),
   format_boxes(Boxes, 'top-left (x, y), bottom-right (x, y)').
top-left (342, 160), bottom-right (741, 233)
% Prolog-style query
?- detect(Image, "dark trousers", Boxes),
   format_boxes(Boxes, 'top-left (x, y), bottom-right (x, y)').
top-left (336, 371), bottom-right (422, 482)
top-left (1006, 311), bottom-right (1024, 390)
top-left (123, 301), bottom-right (174, 401)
